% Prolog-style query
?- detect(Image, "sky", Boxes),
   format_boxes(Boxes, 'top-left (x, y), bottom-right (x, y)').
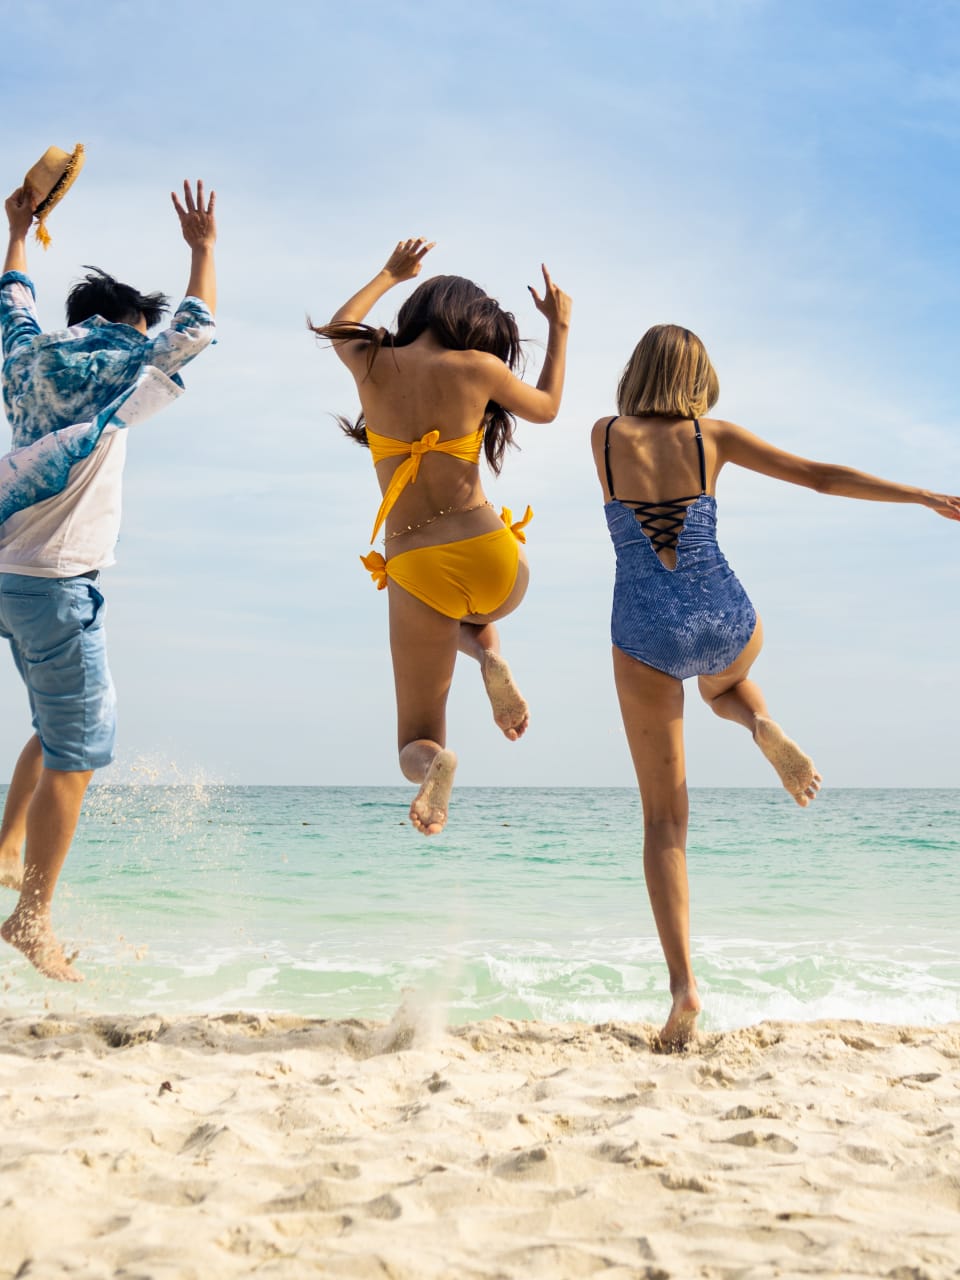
top-left (1, 0), bottom-right (958, 788)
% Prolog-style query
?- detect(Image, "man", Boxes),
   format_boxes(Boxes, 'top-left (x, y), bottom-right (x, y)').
top-left (0, 178), bottom-right (217, 981)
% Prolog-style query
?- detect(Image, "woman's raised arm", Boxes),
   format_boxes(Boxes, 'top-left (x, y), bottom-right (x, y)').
top-left (483, 265), bottom-right (572, 423)
top-left (324, 238), bottom-right (435, 365)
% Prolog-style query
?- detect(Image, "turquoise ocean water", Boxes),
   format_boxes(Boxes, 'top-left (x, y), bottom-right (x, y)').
top-left (1, 786), bottom-right (957, 1029)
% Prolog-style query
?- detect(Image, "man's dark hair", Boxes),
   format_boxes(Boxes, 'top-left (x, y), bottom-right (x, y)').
top-left (65, 267), bottom-right (169, 329)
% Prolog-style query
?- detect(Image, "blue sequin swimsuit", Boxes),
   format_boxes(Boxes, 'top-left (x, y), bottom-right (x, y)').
top-left (604, 417), bottom-right (757, 680)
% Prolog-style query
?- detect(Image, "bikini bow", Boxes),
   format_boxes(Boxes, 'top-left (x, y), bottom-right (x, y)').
top-left (501, 505), bottom-right (534, 543)
top-left (360, 550), bottom-right (388, 590)
top-left (369, 430), bottom-right (442, 543)
top-left (408, 430), bottom-right (441, 468)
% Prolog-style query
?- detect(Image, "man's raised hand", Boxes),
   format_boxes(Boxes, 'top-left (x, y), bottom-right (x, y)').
top-left (171, 180), bottom-right (217, 250)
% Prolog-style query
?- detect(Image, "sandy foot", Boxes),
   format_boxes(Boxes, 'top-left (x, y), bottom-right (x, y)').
top-left (410, 749), bottom-right (458, 836)
top-left (480, 652), bottom-right (529, 741)
top-left (754, 716), bottom-right (821, 807)
top-left (654, 988), bottom-right (701, 1053)
top-left (0, 855), bottom-right (23, 891)
top-left (1, 908), bottom-right (83, 982)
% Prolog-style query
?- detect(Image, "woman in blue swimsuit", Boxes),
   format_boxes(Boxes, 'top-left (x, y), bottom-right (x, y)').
top-left (591, 323), bottom-right (960, 1050)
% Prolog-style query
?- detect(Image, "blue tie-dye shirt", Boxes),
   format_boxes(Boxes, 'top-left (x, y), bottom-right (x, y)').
top-left (0, 270), bottom-right (215, 574)
top-left (1, 270), bottom-right (214, 447)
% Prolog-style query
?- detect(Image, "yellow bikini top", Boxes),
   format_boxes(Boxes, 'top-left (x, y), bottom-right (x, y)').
top-left (366, 426), bottom-right (485, 543)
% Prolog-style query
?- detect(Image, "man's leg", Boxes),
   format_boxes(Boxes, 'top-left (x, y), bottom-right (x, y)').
top-left (0, 574), bottom-right (114, 981)
top-left (1, 767), bottom-right (93, 981)
top-left (0, 734), bottom-right (43, 889)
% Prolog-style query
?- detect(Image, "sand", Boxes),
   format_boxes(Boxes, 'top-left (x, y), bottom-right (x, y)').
top-left (0, 1009), bottom-right (958, 1279)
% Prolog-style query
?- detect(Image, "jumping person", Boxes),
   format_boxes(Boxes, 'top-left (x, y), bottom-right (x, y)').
top-left (591, 323), bottom-right (960, 1048)
top-left (0, 177), bottom-right (217, 981)
top-left (313, 239), bottom-right (571, 835)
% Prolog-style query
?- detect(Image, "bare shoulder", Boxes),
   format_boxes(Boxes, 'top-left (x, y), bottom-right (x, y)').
top-left (699, 416), bottom-right (742, 436)
top-left (456, 348), bottom-right (505, 374)
top-left (444, 348), bottom-right (515, 394)
top-left (700, 416), bottom-right (750, 456)
top-left (333, 337), bottom-right (372, 371)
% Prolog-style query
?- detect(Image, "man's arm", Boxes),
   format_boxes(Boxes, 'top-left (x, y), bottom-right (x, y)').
top-left (2, 186), bottom-right (42, 358)
top-left (170, 179), bottom-right (216, 313)
top-left (3, 185), bottom-right (35, 275)
top-left (148, 180), bottom-right (218, 379)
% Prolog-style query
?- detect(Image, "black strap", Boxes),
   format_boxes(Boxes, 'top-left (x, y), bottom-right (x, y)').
top-left (603, 416), bottom-right (618, 497)
top-left (606, 416), bottom-right (706, 553)
top-left (607, 416), bottom-right (706, 498)
top-left (693, 418), bottom-right (707, 494)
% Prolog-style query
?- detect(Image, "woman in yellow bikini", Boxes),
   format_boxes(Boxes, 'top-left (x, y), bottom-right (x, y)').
top-left (313, 239), bottom-right (571, 835)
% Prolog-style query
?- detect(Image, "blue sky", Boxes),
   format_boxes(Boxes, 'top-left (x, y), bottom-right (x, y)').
top-left (1, 0), bottom-right (958, 787)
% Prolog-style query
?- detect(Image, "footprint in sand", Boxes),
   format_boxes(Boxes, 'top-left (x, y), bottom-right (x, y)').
top-left (480, 653), bottom-right (529, 741)
top-left (754, 717), bottom-right (822, 806)
top-left (410, 749), bottom-right (457, 836)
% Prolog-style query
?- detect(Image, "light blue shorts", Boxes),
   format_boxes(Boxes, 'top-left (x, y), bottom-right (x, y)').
top-left (0, 573), bottom-right (116, 771)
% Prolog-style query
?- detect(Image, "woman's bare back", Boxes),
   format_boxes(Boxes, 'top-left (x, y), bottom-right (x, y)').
top-left (351, 335), bottom-right (502, 543)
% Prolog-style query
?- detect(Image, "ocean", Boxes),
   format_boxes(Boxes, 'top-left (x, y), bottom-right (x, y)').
top-left (1, 785), bottom-right (958, 1029)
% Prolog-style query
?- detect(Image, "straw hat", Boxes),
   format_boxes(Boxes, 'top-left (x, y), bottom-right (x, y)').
top-left (24, 144), bottom-right (85, 249)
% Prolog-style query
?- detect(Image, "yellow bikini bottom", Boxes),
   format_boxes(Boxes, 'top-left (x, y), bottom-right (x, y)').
top-left (360, 507), bottom-right (532, 620)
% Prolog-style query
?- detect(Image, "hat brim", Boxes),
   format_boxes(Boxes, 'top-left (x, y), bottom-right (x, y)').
top-left (30, 144), bottom-right (86, 248)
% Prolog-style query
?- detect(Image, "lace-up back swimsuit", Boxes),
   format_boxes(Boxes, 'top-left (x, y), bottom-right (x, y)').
top-left (604, 417), bottom-right (756, 680)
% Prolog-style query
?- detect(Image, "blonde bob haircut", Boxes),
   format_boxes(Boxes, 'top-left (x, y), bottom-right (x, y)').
top-left (617, 324), bottom-right (719, 419)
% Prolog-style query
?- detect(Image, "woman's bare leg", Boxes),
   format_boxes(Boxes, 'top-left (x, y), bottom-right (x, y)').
top-left (697, 619), bottom-right (821, 806)
top-left (458, 622), bottom-right (529, 741)
top-left (613, 645), bottom-right (700, 1050)
top-left (389, 584), bottom-right (461, 835)
top-left (0, 734), bottom-right (43, 890)
top-left (460, 552), bottom-right (530, 740)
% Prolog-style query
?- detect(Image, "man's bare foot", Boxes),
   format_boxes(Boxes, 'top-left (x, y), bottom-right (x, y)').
top-left (410, 749), bottom-right (457, 836)
top-left (0, 853), bottom-right (23, 891)
top-left (480, 652), bottom-right (529, 741)
top-left (654, 987), bottom-right (701, 1053)
top-left (1, 907), bottom-right (83, 982)
top-left (754, 716), bottom-right (821, 807)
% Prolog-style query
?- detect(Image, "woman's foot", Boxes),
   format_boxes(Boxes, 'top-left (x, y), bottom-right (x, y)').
top-left (480, 652), bottom-right (529, 740)
top-left (409, 749), bottom-right (457, 836)
top-left (1, 906), bottom-right (83, 982)
top-left (754, 717), bottom-right (821, 807)
top-left (655, 986), bottom-right (701, 1053)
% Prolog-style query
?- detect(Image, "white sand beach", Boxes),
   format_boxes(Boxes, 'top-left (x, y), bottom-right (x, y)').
top-left (1, 1010), bottom-right (958, 1279)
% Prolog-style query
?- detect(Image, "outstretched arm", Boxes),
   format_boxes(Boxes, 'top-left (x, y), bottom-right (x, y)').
top-left (720, 421), bottom-right (960, 522)
top-left (4, 185), bottom-right (36, 275)
top-left (484, 265), bottom-right (572, 423)
top-left (170, 180), bottom-right (217, 313)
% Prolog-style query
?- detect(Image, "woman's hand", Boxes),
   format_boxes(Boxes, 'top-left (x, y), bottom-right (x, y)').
top-left (5, 185), bottom-right (37, 239)
top-left (382, 237), bottom-right (435, 283)
top-left (926, 492), bottom-right (960, 521)
top-left (528, 264), bottom-right (571, 329)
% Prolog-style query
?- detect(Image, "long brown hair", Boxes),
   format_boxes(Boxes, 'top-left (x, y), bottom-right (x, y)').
top-left (311, 275), bottom-right (523, 474)
top-left (617, 324), bottom-right (719, 419)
